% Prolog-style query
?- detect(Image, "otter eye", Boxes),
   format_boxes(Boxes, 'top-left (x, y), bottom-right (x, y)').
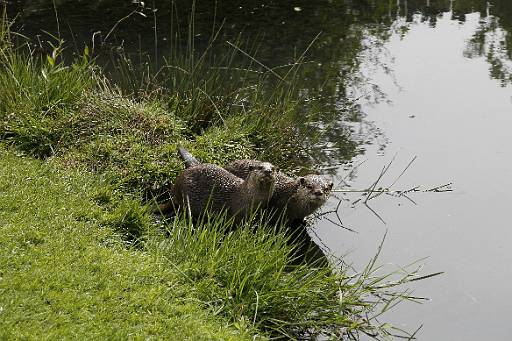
top-left (306, 185), bottom-right (314, 190)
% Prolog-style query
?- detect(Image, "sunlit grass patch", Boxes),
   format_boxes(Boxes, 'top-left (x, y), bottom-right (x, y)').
top-left (0, 148), bottom-right (247, 340)
top-left (0, 53), bottom-right (94, 157)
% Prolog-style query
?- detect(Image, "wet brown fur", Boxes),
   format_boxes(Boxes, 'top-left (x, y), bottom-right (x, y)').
top-left (159, 151), bottom-right (276, 221)
top-left (224, 160), bottom-right (333, 223)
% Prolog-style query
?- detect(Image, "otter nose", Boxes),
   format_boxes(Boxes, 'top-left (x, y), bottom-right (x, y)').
top-left (314, 189), bottom-right (323, 196)
top-left (263, 168), bottom-right (273, 175)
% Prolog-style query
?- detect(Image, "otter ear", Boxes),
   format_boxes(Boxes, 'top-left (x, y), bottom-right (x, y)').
top-left (298, 177), bottom-right (306, 185)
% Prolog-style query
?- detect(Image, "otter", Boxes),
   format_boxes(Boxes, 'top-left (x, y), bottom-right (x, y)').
top-left (171, 150), bottom-right (331, 265)
top-left (224, 160), bottom-right (333, 224)
top-left (159, 151), bottom-right (276, 221)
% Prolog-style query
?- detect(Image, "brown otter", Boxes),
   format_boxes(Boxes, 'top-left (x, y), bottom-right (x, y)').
top-left (224, 160), bottom-right (333, 224)
top-left (171, 150), bottom-right (331, 265)
top-left (159, 151), bottom-right (276, 221)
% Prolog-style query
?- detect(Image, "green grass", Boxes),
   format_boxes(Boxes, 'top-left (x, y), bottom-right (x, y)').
top-left (151, 211), bottom-right (438, 339)
top-left (0, 148), bottom-right (247, 340)
top-left (0, 47), bottom-right (94, 158)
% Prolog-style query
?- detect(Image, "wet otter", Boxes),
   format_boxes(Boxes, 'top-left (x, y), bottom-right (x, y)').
top-left (172, 150), bottom-right (331, 265)
top-left (224, 160), bottom-right (333, 224)
top-left (159, 151), bottom-right (276, 221)
top-left (225, 160), bottom-right (333, 266)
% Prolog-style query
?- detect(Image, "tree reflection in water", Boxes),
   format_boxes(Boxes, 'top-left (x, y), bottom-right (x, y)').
top-left (6, 0), bottom-right (512, 167)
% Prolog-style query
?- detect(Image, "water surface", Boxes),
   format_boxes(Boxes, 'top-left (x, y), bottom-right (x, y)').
top-left (316, 9), bottom-right (512, 340)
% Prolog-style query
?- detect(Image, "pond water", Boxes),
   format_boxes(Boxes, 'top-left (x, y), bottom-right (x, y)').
top-left (316, 8), bottom-right (512, 341)
top-left (6, 0), bottom-right (512, 339)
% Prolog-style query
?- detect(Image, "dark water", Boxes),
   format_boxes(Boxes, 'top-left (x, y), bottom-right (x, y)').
top-left (6, 0), bottom-right (512, 339)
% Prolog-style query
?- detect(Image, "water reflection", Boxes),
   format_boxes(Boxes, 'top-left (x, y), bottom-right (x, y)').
top-left (317, 9), bottom-right (512, 341)
top-left (7, 0), bottom-right (512, 84)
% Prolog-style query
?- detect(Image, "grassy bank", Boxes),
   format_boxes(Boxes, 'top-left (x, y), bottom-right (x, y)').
top-left (0, 11), bottom-right (432, 340)
top-left (0, 149), bottom-right (247, 340)
top-left (0, 6), bottom-right (320, 197)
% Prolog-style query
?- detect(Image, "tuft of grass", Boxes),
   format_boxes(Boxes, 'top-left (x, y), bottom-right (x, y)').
top-left (102, 197), bottom-right (152, 243)
top-left (149, 211), bottom-right (434, 340)
top-left (0, 41), bottom-right (94, 157)
top-left (53, 89), bottom-right (189, 193)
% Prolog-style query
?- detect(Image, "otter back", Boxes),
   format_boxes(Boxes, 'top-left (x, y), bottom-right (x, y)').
top-left (170, 163), bottom-right (275, 220)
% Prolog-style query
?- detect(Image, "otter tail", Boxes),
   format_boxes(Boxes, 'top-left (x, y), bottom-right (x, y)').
top-left (178, 146), bottom-right (200, 168)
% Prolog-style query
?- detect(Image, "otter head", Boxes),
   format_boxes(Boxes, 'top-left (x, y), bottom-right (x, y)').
top-left (297, 175), bottom-right (334, 208)
top-left (246, 162), bottom-right (277, 186)
top-left (244, 162), bottom-right (277, 206)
